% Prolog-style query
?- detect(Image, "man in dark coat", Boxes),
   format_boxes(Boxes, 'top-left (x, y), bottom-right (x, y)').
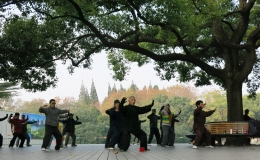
top-left (147, 109), bottom-right (161, 145)
top-left (105, 99), bottom-right (123, 150)
top-left (61, 113), bottom-right (82, 147)
top-left (119, 96), bottom-right (154, 151)
top-left (243, 109), bottom-right (253, 121)
top-left (193, 100), bottom-right (216, 149)
top-left (0, 114), bottom-right (8, 149)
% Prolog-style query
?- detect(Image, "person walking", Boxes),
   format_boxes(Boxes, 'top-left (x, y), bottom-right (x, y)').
top-left (39, 99), bottom-right (69, 151)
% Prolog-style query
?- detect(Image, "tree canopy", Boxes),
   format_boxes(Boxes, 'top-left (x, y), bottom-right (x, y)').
top-left (1, 0), bottom-right (260, 121)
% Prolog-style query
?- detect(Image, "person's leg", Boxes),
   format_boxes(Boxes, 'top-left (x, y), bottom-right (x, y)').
top-left (0, 134), bottom-right (3, 147)
top-left (167, 127), bottom-right (175, 146)
top-left (193, 129), bottom-right (203, 146)
top-left (71, 132), bottom-right (76, 146)
top-left (17, 134), bottom-right (26, 147)
top-left (119, 129), bottom-right (131, 151)
top-left (160, 126), bottom-right (163, 144)
top-left (105, 128), bottom-right (113, 148)
top-left (42, 125), bottom-right (54, 149)
top-left (9, 133), bottom-right (19, 147)
top-left (65, 132), bottom-right (70, 146)
top-left (52, 127), bottom-right (62, 150)
top-left (154, 128), bottom-right (161, 145)
top-left (108, 128), bottom-right (120, 148)
top-left (134, 130), bottom-right (148, 150)
top-left (148, 127), bottom-right (155, 144)
top-left (23, 132), bottom-right (30, 146)
top-left (15, 137), bottom-right (20, 147)
top-left (161, 125), bottom-right (169, 146)
top-left (205, 129), bottom-right (212, 146)
top-left (47, 135), bottom-right (53, 149)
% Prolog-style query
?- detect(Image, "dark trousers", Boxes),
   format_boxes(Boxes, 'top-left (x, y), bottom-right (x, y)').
top-left (107, 127), bottom-right (121, 148)
top-left (65, 132), bottom-right (76, 146)
top-left (148, 127), bottom-right (161, 144)
top-left (16, 132), bottom-right (30, 146)
top-left (0, 134), bottom-right (3, 147)
top-left (194, 128), bottom-right (211, 146)
top-left (9, 133), bottom-right (25, 147)
top-left (42, 124), bottom-right (62, 150)
top-left (105, 128), bottom-right (113, 148)
top-left (120, 129), bottom-right (147, 151)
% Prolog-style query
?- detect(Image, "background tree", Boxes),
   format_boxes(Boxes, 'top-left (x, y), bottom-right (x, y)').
top-left (2, 0), bottom-right (260, 145)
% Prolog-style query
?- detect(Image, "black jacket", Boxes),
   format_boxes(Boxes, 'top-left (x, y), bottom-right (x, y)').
top-left (22, 120), bottom-right (37, 133)
top-left (0, 114), bottom-right (8, 122)
top-left (61, 118), bottom-right (82, 132)
top-left (147, 113), bottom-right (160, 128)
top-left (119, 103), bottom-right (152, 134)
top-left (106, 107), bottom-right (123, 128)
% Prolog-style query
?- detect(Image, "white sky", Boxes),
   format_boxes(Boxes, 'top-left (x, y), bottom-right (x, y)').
top-left (14, 52), bottom-right (250, 103)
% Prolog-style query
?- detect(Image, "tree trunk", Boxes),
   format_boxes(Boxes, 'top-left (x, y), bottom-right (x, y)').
top-left (225, 81), bottom-right (248, 146)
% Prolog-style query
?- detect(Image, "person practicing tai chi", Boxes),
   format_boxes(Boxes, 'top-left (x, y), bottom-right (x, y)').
top-left (60, 113), bottom-right (82, 147)
top-left (119, 96), bottom-right (154, 152)
top-left (105, 99), bottom-right (123, 150)
top-left (8, 113), bottom-right (28, 148)
top-left (0, 114), bottom-right (8, 149)
top-left (192, 100), bottom-right (216, 149)
top-left (39, 99), bottom-right (69, 151)
top-left (147, 109), bottom-right (161, 146)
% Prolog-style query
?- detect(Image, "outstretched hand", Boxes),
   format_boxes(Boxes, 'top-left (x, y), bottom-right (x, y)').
top-left (121, 97), bottom-right (127, 104)
top-left (6, 114), bottom-right (8, 117)
top-left (9, 114), bottom-right (13, 117)
top-left (76, 116), bottom-right (79, 121)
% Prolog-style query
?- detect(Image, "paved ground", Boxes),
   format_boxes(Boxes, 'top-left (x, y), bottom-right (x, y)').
top-left (1, 143), bottom-right (260, 160)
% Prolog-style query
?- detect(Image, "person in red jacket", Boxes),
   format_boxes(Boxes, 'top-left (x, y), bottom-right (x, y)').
top-left (8, 112), bottom-right (28, 148)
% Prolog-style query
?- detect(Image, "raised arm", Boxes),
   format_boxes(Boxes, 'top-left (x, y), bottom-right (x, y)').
top-left (119, 97), bottom-right (127, 115)
top-left (39, 105), bottom-right (48, 113)
top-left (138, 100), bottom-right (154, 114)
top-left (0, 114), bottom-right (8, 121)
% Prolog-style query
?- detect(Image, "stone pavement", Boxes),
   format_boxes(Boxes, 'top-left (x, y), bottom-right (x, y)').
top-left (1, 143), bottom-right (260, 160)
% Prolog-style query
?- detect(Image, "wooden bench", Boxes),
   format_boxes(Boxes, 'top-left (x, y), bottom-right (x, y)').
top-left (185, 121), bottom-right (260, 146)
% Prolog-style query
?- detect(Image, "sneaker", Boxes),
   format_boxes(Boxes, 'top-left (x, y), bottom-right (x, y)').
top-left (145, 149), bottom-right (150, 151)
top-left (161, 145), bottom-right (166, 147)
top-left (193, 145), bottom-right (198, 149)
top-left (41, 148), bottom-right (46, 151)
top-left (71, 145), bottom-right (77, 147)
top-left (27, 145), bottom-right (32, 147)
top-left (9, 146), bottom-right (13, 148)
top-left (19, 146), bottom-right (24, 148)
top-left (107, 147), bottom-right (114, 150)
top-left (205, 145), bottom-right (214, 148)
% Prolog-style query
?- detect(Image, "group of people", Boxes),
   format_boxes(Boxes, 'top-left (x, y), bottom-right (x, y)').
top-left (3, 96), bottom-right (257, 152)
top-left (104, 96), bottom-right (182, 152)
top-left (0, 99), bottom-right (82, 150)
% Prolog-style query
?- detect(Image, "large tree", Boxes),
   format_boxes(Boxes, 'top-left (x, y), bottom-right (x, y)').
top-left (1, 0), bottom-right (260, 122)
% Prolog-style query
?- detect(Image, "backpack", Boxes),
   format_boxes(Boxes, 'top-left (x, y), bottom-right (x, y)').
top-left (249, 120), bottom-right (260, 134)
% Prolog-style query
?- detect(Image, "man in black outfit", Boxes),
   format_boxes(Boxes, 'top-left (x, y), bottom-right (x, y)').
top-left (105, 99), bottom-right (123, 150)
top-left (0, 114), bottom-right (8, 149)
top-left (61, 113), bottom-right (82, 147)
top-left (147, 109), bottom-right (161, 146)
top-left (119, 96), bottom-right (154, 151)
top-left (244, 109), bottom-right (253, 121)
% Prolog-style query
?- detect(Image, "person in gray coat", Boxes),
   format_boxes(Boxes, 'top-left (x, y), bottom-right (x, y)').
top-left (39, 99), bottom-right (69, 151)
